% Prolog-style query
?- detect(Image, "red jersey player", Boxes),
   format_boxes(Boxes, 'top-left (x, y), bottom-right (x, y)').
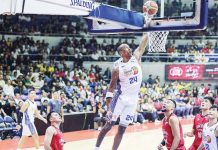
top-left (184, 97), bottom-right (214, 150)
top-left (158, 99), bottom-right (186, 150)
top-left (44, 111), bottom-right (64, 150)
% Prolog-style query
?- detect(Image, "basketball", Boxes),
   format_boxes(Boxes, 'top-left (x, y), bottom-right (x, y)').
top-left (143, 1), bottom-right (158, 16)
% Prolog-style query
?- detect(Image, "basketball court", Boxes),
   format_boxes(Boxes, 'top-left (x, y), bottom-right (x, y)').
top-left (0, 119), bottom-right (194, 150)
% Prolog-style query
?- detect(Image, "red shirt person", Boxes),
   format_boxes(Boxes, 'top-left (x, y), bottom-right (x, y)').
top-left (184, 97), bottom-right (214, 150)
top-left (158, 99), bottom-right (186, 150)
top-left (44, 111), bottom-right (64, 150)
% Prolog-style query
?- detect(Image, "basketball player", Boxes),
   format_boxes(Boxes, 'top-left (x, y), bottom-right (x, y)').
top-left (95, 33), bottom-right (148, 150)
top-left (157, 99), bottom-right (186, 150)
top-left (17, 90), bottom-right (47, 149)
top-left (184, 97), bottom-right (214, 150)
top-left (44, 111), bottom-right (64, 150)
top-left (197, 105), bottom-right (218, 150)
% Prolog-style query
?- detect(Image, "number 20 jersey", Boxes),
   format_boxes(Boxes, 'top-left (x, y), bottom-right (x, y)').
top-left (114, 56), bottom-right (142, 99)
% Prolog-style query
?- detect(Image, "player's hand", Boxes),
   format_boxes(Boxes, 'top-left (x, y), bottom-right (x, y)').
top-left (16, 125), bottom-right (21, 131)
top-left (157, 144), bottom-right (164, 150)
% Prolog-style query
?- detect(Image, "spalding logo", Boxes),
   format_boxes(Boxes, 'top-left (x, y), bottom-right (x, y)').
top-left (169, 67), bottom-right (183, 77)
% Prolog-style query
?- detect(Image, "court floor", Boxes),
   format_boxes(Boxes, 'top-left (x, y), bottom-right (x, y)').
top-left (1, 119), bottom-right (194, 150)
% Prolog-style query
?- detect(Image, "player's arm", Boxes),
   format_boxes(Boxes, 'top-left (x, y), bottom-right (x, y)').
top-left (20, 101), bottom-right (29, 113)
top-left (17, 102), bottom-right (30, 129)
top-left (169, 116), bottom-right (181, 150)
top-left (44, 127), bottom-right (55, 150)
top-left (35, 109), bottom-right (47, 124)
top-left (105, 67), bottom-right (119, 111)
top-left (133, 33), bottom-right (148, 61)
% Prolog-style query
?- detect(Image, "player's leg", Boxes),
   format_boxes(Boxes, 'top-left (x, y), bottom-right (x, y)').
top-left (18, 123), bottom-right (33, 149)
top-left (28, 123), bottom-right (39, 148)
top-left (95, 99), bottom-right (124, 149)
top-left (17, 135), bottom-right (28, 149)
top-left (112, 104), bottom-right (137, 150)
top-left (112, 125), bottom-right (127, 150)
top-left (95, 121), bottom-right (115, 148)
top-left (32, 134), bottom-right (40, 149)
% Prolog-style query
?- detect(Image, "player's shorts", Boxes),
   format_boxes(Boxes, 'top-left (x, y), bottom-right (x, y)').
top-left (22, 122), bottom-right (38, 136)
top-left (111, 94), bottom-right (138, 127)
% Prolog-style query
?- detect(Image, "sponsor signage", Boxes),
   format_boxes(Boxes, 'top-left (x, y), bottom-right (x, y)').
top-left (165, 64), bottom-right (218, 80)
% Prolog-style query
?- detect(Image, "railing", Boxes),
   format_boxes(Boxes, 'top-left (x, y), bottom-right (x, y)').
top-left (18, 53), bottom-right (218, 62)
top-left (1, 31), bottom-right (218, 40)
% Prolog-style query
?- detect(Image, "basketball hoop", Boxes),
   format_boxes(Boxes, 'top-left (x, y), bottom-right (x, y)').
top-left (144, 15), bottom-right (169, 53)
top-left (148, 31), bottom-right (169, 53)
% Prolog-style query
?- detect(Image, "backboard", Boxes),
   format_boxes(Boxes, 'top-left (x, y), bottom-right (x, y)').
top-left (87, 0), bottom-right (209, 34)
top-left (0, 0), bottom-right (209, 34)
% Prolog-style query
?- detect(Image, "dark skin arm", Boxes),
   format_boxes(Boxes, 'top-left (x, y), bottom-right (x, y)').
top-left (106, 68), bottom-right (119, 110)
top-left (134, 33), bottom-right (149, 62)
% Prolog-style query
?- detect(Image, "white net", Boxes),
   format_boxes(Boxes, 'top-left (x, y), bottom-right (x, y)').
top-left (148, 31), bottom-right (169, 53)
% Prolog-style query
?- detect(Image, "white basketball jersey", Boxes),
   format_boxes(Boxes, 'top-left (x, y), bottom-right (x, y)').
top-left (114, 56), bottom-right (142, 97)
top-left (22, 99), bottom-right (37, 124)
top-left (202, 122), bottom-right (218, 150)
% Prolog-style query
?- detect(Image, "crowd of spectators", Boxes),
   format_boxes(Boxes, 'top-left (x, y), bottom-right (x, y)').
top-left (0, 58), bottom-right (111, 131)
top-left (0, 55), bottom-right (217, 132)
top-left (0, 15), bottom-right (87, 35)
top-left (0, 34), bottom-right (218, 66)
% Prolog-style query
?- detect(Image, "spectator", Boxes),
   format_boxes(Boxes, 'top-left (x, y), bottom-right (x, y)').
top-left (41, 81), bottom-right (51, 93)
top-left (147, 74), bottom-right (154, 85)
top-left (47, 91), bottom-right (64, 122)
top-left (64, 81), bottom-right (74, 97)
top-left (40, 100), bottom-right (48, 115)
top-left (141, 98), bottom-right (158, 122)
top-left (0, 94), bottom-right (6, 117)
top-left (192, 87), bottom-right (199, 98)
top-left (136, 99), bottom-right (146, 124)
top-left (14, 93), bottom-right (23, 105)
top-left (63, 99), bottom-right (78, 113)
top-left (103, 67), bottom-right (111, 83)
top-left (3, 79), bottom-right (14, 96)
top-left (174, 94), bottom-right (187, 118)
top-left (2, 97), bottom-right (17, 122)
top-left (0, 74), bottom-right (5, 88)
top-left (198, 84), bottom-right (205, 96)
